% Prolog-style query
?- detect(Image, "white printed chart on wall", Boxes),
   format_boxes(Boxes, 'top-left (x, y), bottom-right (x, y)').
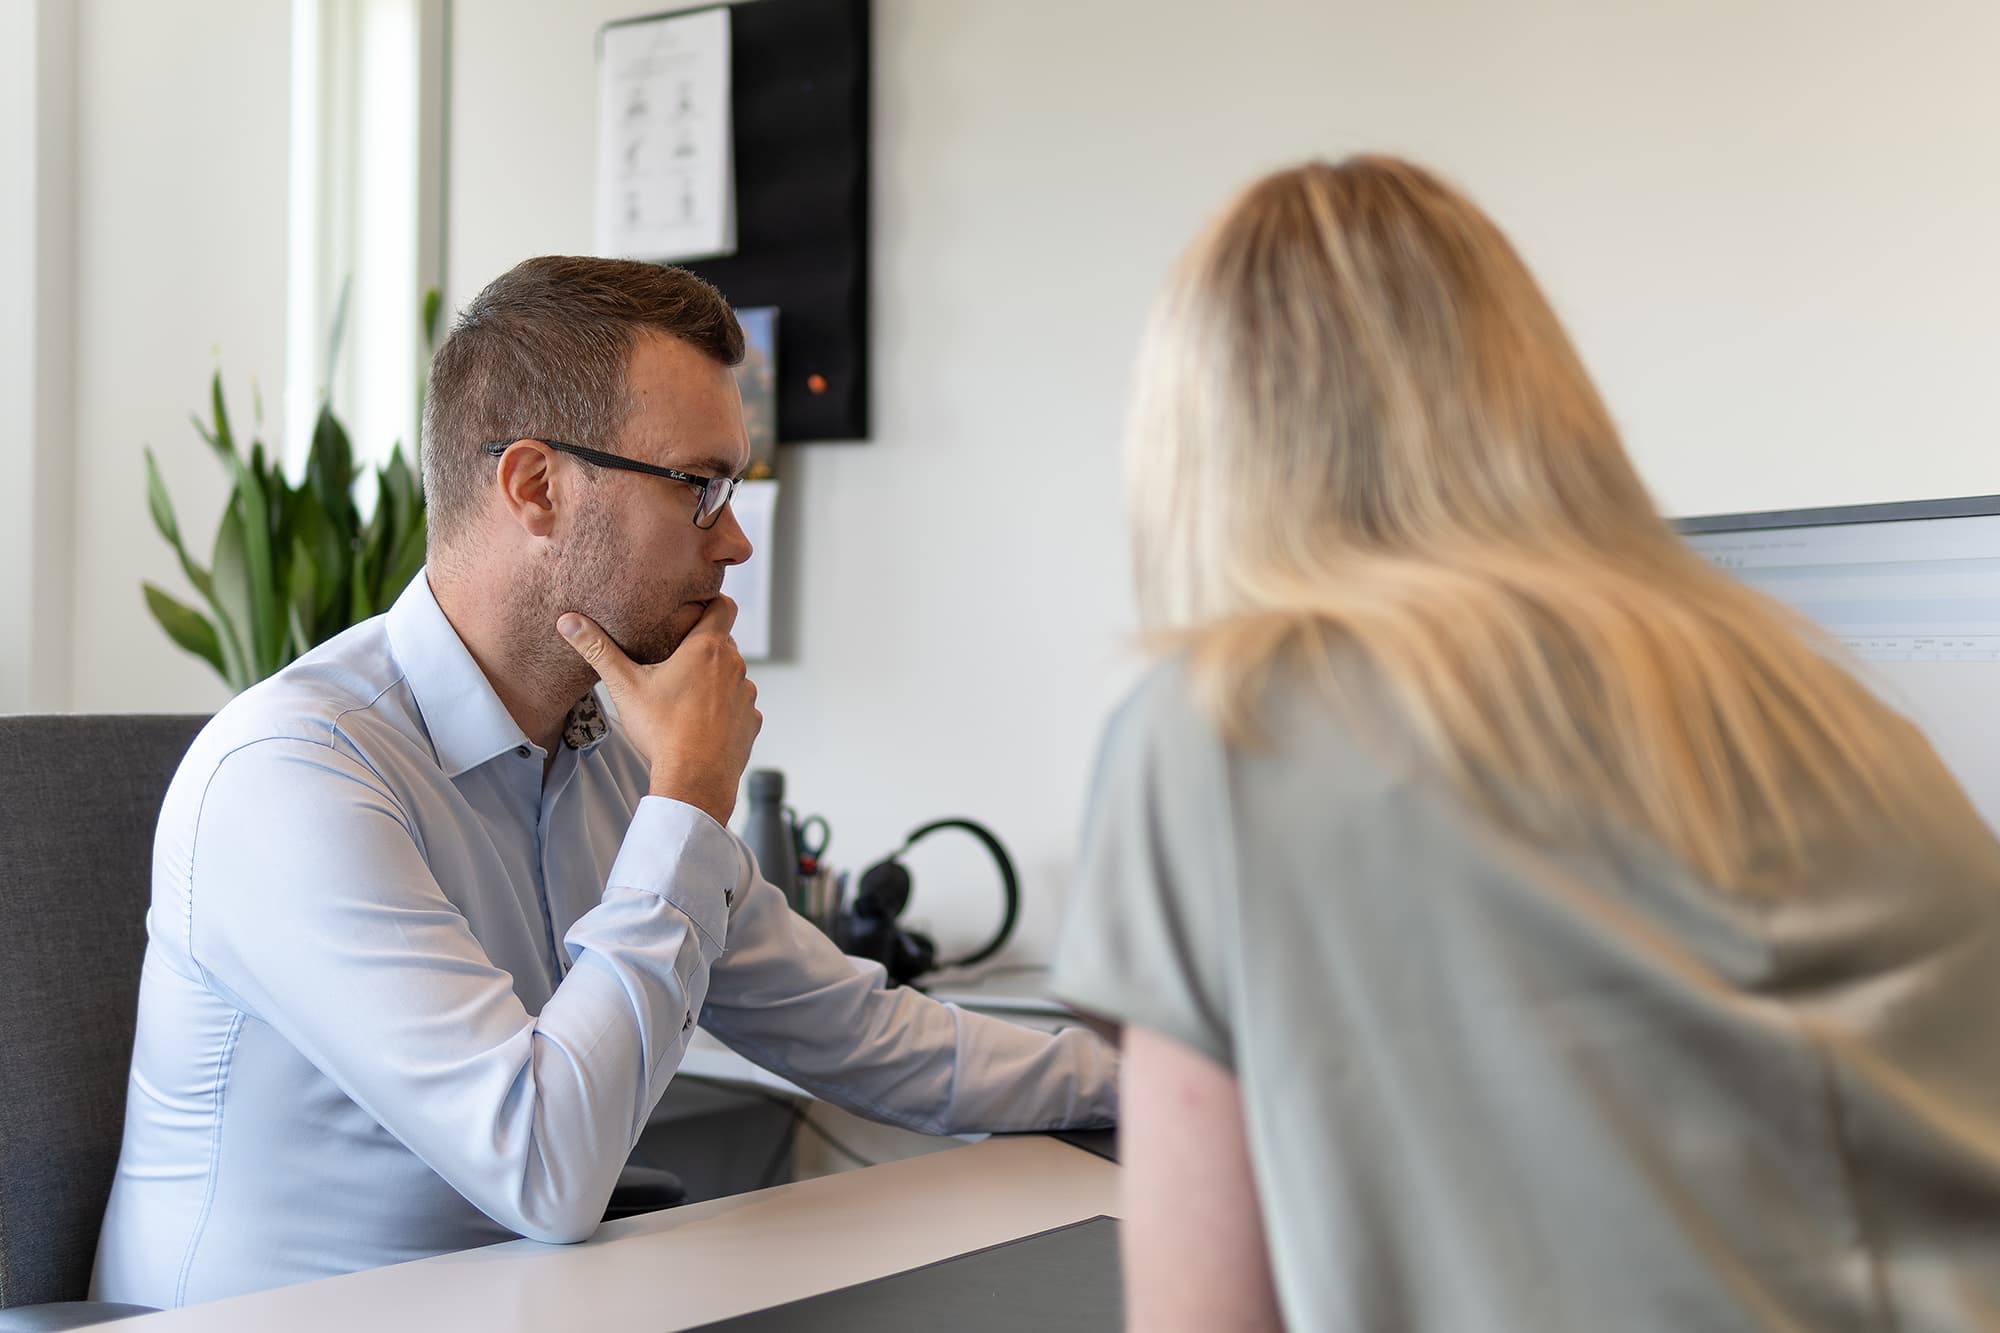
top-left (595, 6), bottom-right (736, 263)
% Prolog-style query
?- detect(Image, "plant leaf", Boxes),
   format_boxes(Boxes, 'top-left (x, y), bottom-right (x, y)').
top-left (149, 283), bottom-right (438, 690)
top-left (290, 495), bottom-right (346, 622)
top-left (421, 287), bottom-right (443, 352)
top-left (286, 533), bottom-right (318, 652)
top-left (145, 447), bottom-right (260, 667)
top-left (146, 450), bottom-right (218, 602)
top-left (309, 404), bottom-right (356, 528)
top-left (350, 540), bottom-right (375, 625)
top-left (254, 441), bottom-right (288, 554)
top-left (360, 481), bottom-right (391, 600)
top-left (210, 500), bottom-right (255, 688)
top-left (382, 445), bottom-right (418, 542)
top-left (189, 411), bottom-right (234, 475)
top-left (288, 602), bottom-right (314, 663)
top-left (202, 380), bottom-right (284, 677)
top-left (210, 371), bottom-right (235, 458)
top-left (380, 508), bottom-right (428, 613)
top-left (144, 447), bottom-right (181, 548)
top-left (218, 445), bottom-right (285, 677)
top-left (143, 582), bottom-right (228, 681)
top-left (370, 445), bottom-right (428, 612)
top-left (252, 439), bottom-right (275, 507)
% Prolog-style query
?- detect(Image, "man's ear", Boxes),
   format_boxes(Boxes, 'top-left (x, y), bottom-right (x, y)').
top-left (493, 440), bottom-right (561, 539)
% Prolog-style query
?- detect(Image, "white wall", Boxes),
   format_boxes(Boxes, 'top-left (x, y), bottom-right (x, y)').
top-left (445, 0), bottom-right (2000, 962)
top-left (65, 0), bottom-right (293, 715)
top-left (46, 1), bottom-right (2000, 963)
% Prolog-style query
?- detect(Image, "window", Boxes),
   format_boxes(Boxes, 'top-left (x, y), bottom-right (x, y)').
top-left (286, 0), bottom-right (446, 489)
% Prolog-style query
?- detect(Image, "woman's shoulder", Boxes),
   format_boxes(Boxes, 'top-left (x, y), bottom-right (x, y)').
top-left (1103, 641), bottom-right (1428, 809)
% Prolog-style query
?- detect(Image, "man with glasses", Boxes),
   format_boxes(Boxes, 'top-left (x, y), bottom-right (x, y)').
top-left (94, 256), bottom-right (1118, 1310)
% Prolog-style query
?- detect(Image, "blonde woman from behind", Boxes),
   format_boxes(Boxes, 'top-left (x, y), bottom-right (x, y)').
top-left (1054, 157), bottom-right (2000, 1332)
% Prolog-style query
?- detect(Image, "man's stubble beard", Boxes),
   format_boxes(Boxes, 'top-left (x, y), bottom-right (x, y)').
top-left (540, 509), bottom-right (714, 669)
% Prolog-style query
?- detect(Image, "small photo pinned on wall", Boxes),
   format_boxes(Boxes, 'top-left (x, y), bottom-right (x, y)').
top-left (722, 479), bottom-right (777, 660)
top-left (734, 306), bottom-right (778, 480)
top-left (724, 304), bottom-right (779, 659)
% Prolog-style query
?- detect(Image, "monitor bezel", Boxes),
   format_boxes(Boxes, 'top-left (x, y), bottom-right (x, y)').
top-left (1675, 494), bottom-right (2000, 535)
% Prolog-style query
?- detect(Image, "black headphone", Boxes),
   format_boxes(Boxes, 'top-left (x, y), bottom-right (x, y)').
top-left (837, 818), bottom-right (1020, 988)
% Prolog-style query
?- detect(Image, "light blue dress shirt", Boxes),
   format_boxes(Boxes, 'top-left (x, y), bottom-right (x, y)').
top-left (92, 572), bottom-right (1117, 1309)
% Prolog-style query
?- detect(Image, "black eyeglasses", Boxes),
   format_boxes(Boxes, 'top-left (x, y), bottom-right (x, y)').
top-left (482, 438), bottom-right (740, 529)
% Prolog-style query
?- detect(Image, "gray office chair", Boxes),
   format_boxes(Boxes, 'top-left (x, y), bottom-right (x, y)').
top-left (0, 712), bottom-right (682, 1331)
top-left (0, 713), bottom-right (206, 1330)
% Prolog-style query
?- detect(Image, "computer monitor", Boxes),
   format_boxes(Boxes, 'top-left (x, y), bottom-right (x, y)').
top-left (1677, 495), bottom-right (2000, 836)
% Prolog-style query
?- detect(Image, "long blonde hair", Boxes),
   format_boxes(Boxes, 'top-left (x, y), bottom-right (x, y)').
top-left (1127, 156), bottom-right (1955, 888)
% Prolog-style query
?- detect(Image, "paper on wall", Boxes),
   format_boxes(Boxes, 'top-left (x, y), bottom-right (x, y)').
top-left (595, 8), bottom-right (737, 263)
top-left (722, 479), bottom-right (778, 660)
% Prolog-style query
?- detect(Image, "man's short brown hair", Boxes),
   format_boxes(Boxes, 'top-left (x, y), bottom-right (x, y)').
top-left (422, 255), bottom-right (744, 546)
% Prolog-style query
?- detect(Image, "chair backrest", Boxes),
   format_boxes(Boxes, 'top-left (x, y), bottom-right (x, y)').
top-left (0, 714), bottom-right (207, 1308)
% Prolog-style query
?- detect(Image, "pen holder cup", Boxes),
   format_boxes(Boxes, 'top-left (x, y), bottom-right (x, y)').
top-left (797, 864), bottom-right (848, 939)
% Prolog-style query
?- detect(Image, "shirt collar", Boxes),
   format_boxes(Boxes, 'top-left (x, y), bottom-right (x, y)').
top-left (386, 570), bottom-right (611, 778)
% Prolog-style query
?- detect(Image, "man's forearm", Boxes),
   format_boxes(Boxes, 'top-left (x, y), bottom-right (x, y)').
top-left (696, 871), bottom-right (1119, 1134)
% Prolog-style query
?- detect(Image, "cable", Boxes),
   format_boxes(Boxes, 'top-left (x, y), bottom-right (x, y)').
top-left (907, 818), bottom-right (1020, 971)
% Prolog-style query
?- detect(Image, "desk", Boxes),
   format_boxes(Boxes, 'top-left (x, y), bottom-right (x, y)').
top-left (103, 1136), bottom-right (1121, 1331)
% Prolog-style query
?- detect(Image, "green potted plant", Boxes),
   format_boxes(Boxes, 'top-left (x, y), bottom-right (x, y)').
top-left (143, 290), bottom-right (442, 691)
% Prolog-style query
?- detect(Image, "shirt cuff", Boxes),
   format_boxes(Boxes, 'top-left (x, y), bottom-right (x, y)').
top-left (605, 795), bottom-right (745, 952)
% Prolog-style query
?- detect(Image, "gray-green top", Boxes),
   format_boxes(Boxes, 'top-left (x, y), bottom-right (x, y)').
top-left (1054, 656), bottom-right (2000, 1332)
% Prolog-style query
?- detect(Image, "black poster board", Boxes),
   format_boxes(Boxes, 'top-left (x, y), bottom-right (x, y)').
top-left (604, 0), bottom-right (871, 444)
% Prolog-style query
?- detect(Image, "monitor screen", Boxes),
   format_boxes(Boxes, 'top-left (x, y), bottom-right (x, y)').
top-left (1677, 496), bottom-right (2000, 836)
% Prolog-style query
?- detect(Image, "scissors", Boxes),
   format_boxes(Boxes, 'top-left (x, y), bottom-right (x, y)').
top-left (791, 812), bottom-right (832, 871)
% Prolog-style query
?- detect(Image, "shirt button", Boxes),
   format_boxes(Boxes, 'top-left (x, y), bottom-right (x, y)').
top-left (515, 745), bottom-right (530, 758)
top-left (683, 1011), bottom-right (694, 1032)
top-left (724, 887), bottom-right (734, 906)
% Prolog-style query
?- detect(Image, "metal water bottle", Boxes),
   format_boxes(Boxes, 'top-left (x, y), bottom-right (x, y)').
top-left (740, 768), bottom-right (799, 908)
